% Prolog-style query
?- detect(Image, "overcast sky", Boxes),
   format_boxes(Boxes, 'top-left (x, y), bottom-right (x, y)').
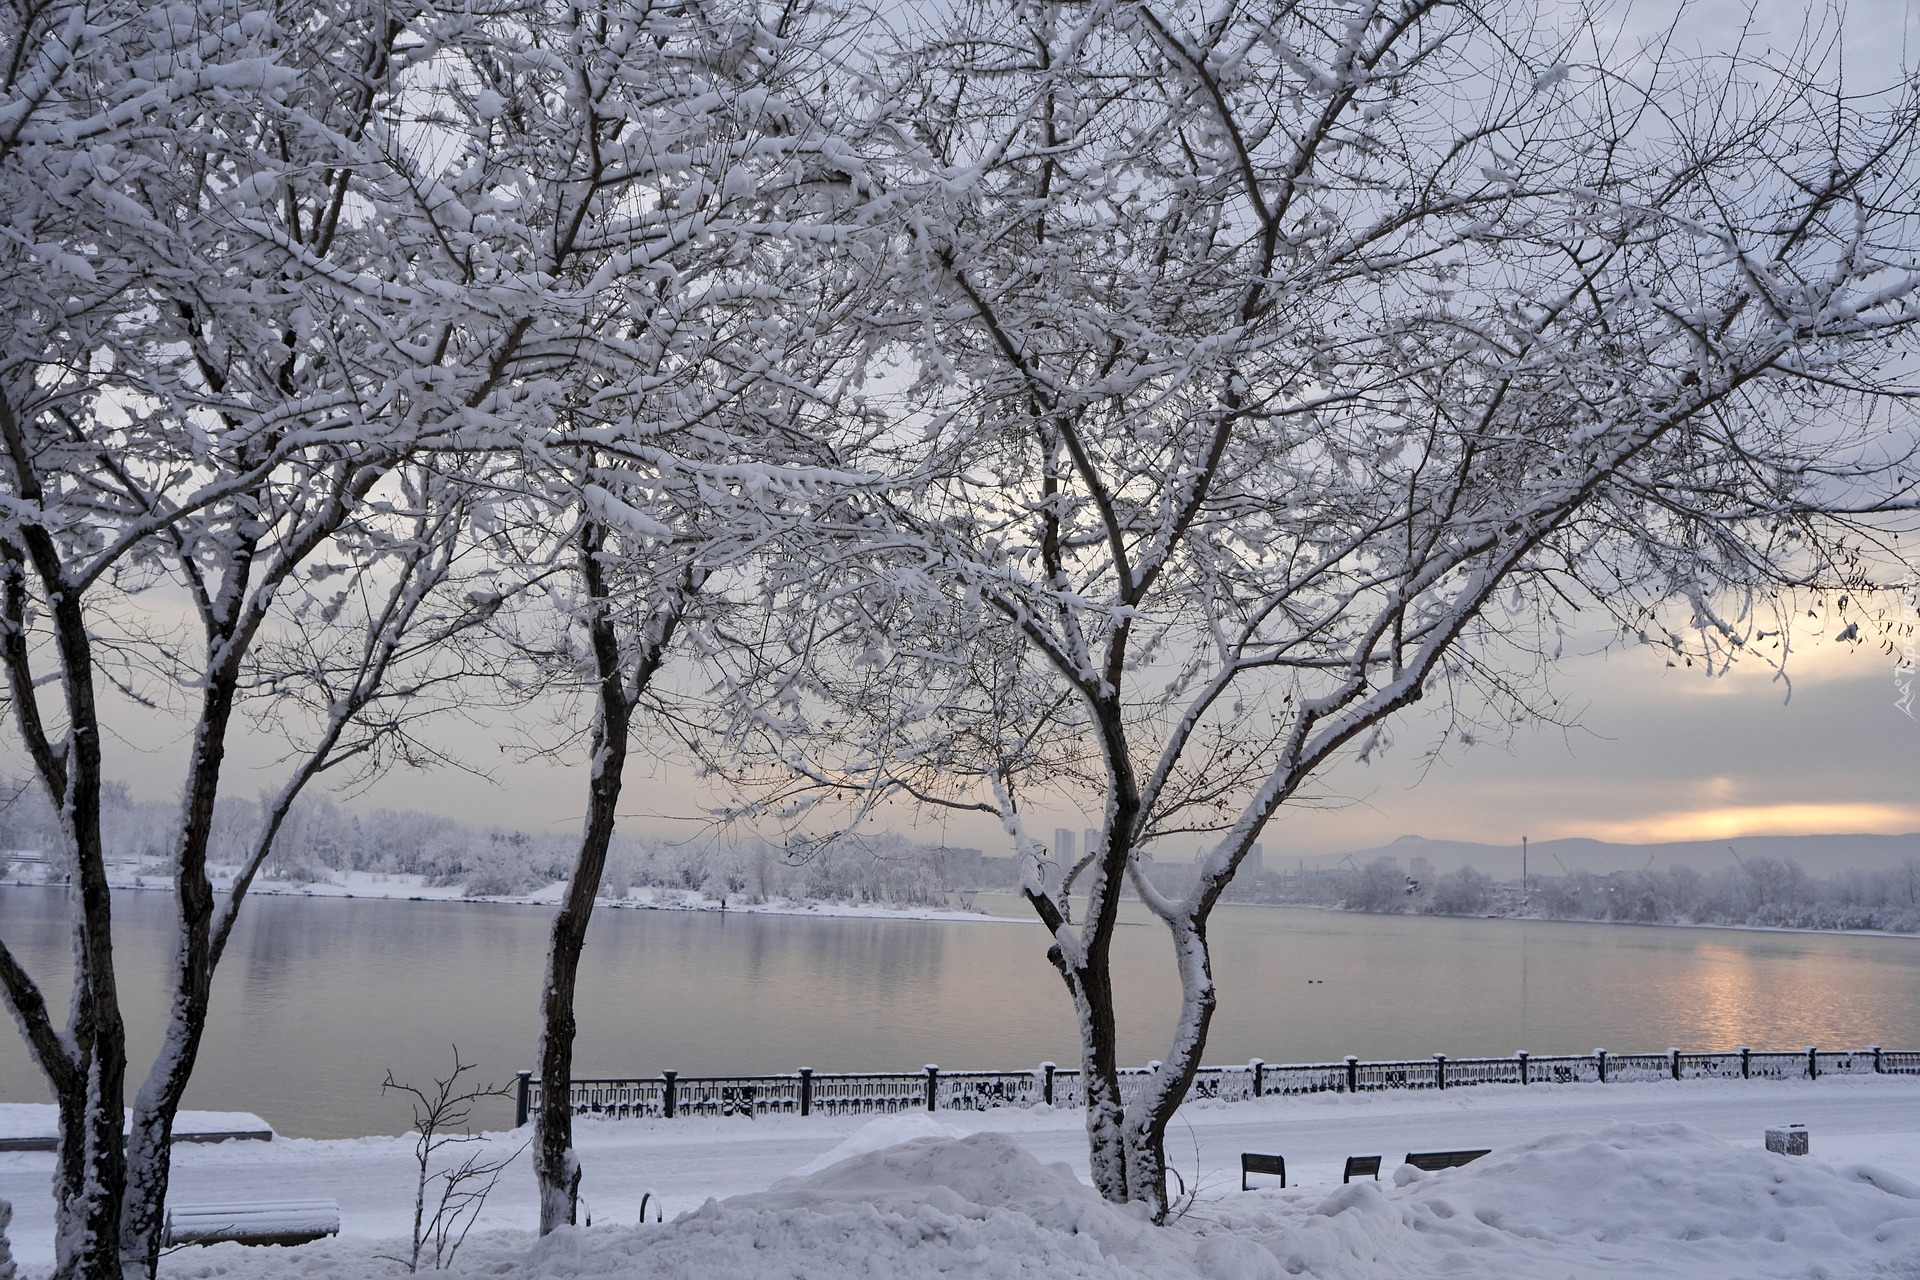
top-left (22, 0), bottom-right (1920, 861)
top-left (320, 616), bottom-right (1920, 859)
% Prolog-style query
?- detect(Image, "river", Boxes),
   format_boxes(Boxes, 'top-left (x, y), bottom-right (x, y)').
top-left (2, 885), bottom-right (1917, 1137)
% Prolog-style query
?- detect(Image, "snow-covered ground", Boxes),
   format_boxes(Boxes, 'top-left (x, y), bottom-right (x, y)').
top-left (0, 863), bottom-right (1004, 923)
top-left (0, 1108), bottom-right (270, 1146)
top-left (5, 1076), bottom-right (1919, 1276)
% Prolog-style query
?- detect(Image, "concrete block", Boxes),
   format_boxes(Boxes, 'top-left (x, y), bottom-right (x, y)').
top-left (1766, 1123), bottom-right (1809, 1156)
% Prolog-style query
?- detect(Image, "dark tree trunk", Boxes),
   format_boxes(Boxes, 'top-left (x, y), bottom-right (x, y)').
top-left (0, 474), bottom-right (130, 1279)
top-left (118, 683), bottom-right (241, 1278)
top-left (535, 521), bottom-right (690, 1235)
top-left (1027, 692), bottom-right (1140, 1205)
top-left (533, 666), bottom-right (630, 1233)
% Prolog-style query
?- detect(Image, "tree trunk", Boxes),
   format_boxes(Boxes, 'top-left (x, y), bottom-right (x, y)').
top-left (33, 568), bottom-right (128, 1280)
top-left (1038, 799), bottom-right (1134, 1204)
top-left (533, 720), bottom-right (627, 1233)
top-left (1121, 916), bottom-right (1217, 1220)
top-left (1060, 961), bottom-right (1130, 1202)
top-left (534, 522), bottom-right (636, 1235)
top-left (48, 1037), bottom-right (128, 1280)
top-left (116, 631), bottom-right (249, 1275)
top-left (120, 974), bottom-right (223, 1277)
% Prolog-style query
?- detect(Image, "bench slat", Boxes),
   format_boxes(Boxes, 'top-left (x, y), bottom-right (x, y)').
top-left (171, 1200), bottom-right (337, 1214)
top-left (165, 1199), bottom-right (339, 1247)
top-left (1343, 1155), bottom-right (1382, 1182)
top-left (1404, 1148), bottom-right (1490, 1172)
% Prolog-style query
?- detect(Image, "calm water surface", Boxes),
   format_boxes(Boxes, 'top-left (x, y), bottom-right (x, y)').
top-left (2, 885), bottom-right (1917, 1137)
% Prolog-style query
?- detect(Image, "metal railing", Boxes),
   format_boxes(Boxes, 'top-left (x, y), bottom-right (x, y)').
top-left (516, 1043), bottom-right (1917, 1125)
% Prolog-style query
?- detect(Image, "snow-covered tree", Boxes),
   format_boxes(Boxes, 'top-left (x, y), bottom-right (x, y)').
top-left (375, 0), bottom-right (894, 1233)
top-left (728, 0), bottom-right (1920, 1218)
top-left (0, 1), bottom-right (547, 1273)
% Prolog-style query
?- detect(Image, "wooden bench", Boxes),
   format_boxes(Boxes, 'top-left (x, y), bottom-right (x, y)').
top-left (1240, 1152), bottom-right (1285, 1190)
top-left (1404, 1149), bottom-right (1490, 1173)
top-left (164, 1199), bottom-right (340, 1247)
top-left (1343, 1154), bottom-right (1382, 1182)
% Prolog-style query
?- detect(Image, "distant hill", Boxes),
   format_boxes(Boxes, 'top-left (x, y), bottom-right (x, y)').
top-left (1270, 832), bottom-right (1920, 879)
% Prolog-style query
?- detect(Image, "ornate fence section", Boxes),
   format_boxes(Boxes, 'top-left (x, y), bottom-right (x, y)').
top-left (516, 1043), bottom-right (1919, 1125)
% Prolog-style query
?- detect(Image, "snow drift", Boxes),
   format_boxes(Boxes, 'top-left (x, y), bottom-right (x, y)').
top-left (146, 1123), bottom-right (1920, 1279)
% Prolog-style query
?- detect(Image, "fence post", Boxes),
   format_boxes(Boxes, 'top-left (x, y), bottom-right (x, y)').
top-left (1250, 1059), bottom-right (1264, 1098)
top-left (1517, 1051), bottom-right (1529, 1086)
top-left (1807, 1046), bottom-right (1818, 1080)
top-left (1596, 1048), bottom-right (1607, 1084)
top-left (515, 1071), bottom-right (532, 1127)
top-left (662, 1071), bottom-right (677, 1120)
top-left (1042, 1062), bottom-right (1055, 1107)
top-left (1345, 1055), bottom-right (1359, 1094)
top-left (798, 1068), bottom-right (813, 1117)
top-left (1739, 1046), bottom-right (1750, 1079)
top-left (1434, 1053), bottom-right (1447, 1091)
top-left (1669, 1048), bottom-right (1681, 1081)
top-left (1872, 1045), bottom-right (1883, 1075)
top-left (926, 1064), bottom-right (939, 1112)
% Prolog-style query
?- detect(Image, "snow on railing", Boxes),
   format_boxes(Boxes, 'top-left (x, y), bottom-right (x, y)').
top-left (1746, 1051), bottom-right (1810, 1080)
top-left (936, 1069), bottom-right (1047, 1112)
top-left (1602, 1053), bottom-right (1673, 1083)
top-left (1524, 1054), bottom-right (1602, 1084)
top-left (1674, 1052), bottom-right (1744, 1079)
top-left (515, 1043), bottom-right (1913, 1123)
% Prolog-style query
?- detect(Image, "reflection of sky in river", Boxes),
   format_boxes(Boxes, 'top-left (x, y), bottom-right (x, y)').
top-left (2, 887), bottom-right (1918, 1137)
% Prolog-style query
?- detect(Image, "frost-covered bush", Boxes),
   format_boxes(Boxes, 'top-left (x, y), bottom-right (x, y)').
top-left (1343, 858), bottom-right (1410, 913)
top-left (1423, 867), bottom-right (1494, 916)
top-left (1525, 858), bottom-right (1920, 933)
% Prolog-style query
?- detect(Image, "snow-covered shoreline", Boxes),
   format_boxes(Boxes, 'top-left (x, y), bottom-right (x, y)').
top-left (18, 862), bottom-right (1920, 942)
top-left (6, 1076), bottom-right (1920, 1277)
top-left (1231, 897), bottom-right (1920, 941)
top-left (0, 864), bottom-right (1016, 925)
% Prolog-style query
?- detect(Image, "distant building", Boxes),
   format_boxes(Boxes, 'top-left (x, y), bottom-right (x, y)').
top-left (1053, 827), bottom-right (1077, 864)
top-left (1245, 843), bottom-right (1264, 875)
top-left (1083, 828), bottom-right (1101, 860)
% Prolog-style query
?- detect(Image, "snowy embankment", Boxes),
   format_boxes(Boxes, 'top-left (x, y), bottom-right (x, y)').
top-left (6, 1077), bottom-right (1920, 1277)
top-left (0, 1107), bottom-right (270, 1150)
top-left (0, 863), bottom-right (1004, 924)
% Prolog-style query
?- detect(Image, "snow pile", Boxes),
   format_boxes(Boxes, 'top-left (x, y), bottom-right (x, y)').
top-left (790, 1112), bottom-right (969, 1176)
top-left (124, 1123), bottom-right (1920, 1279)
top-left (1213, 1121), bottom-right (1920, 1279)
top-left (157, 1132), bottom-right (1187, 1280)
top-left (585, 1132), bottom-right (1190, 1279)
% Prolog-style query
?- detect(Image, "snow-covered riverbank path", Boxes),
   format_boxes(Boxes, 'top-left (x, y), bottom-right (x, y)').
top-left (4, 1075), bottom-right (1918, 1276)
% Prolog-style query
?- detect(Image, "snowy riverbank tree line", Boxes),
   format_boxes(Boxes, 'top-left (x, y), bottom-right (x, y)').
top-left (1525, 861), bottom-right (1920, 933)
top-left (0, 783), bottom-right (973, 905)
top-left (1323, 855), bottom-right (1920, 933)
top-left (0, 0), bottom-right (1916, 1272)
top-left (13, 780), bottom-right (1920, 932)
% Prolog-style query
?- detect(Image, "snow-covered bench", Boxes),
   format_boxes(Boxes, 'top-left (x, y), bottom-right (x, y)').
top-left (164, 1199), bottom-right (340, 1247)
top-left (1343, 1154), bottom-right (1382, 1182)
top-left (1404, 1148), bottom-right (1490, 1173)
